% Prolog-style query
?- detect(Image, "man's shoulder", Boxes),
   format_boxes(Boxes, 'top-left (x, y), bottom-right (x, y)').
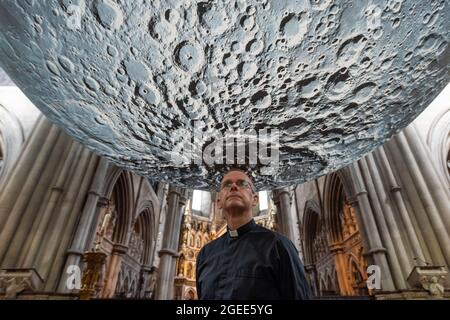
top-left (198, 233), bottom-right (226, 255)
top-left (253, 224), bottom-right (287, 240)
top-left (253, 224), bottom-right (297, 250)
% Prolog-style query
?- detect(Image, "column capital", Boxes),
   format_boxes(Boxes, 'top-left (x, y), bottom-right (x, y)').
top-left (354, 190), bottom-right (368, 197)
top-left (158, 248), bottom-right (180, 257)
top-left (364, 247), bottom-right (387, 256)
top-left (304, 264), bottom-right (316, 273)
top-left (87, 190), bottom-right (101, 197)
top-left (98, 196), bottom-right (110, 207)
top-left (272, 187), bottom-right (291, 203)
top-left (140, 265), bottom-right (153, 273)
top-left (329, 242), bottom-right (344, 253)
top-left (66, 249), bottom-right (84, 257)
top-left (111, 244), bottom-right (128, 255)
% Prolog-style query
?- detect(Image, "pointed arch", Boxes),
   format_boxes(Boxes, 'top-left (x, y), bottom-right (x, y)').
top-left (303, 200), bottom-right (322, 265)
top-left (426, 108), bottom-right (450, 186)
top-left (104, 170), bottom-right (134, 245)
top-left (323, 172), bottom-right (348, 244)
top-left (132, 208), bottom-right (153, 265)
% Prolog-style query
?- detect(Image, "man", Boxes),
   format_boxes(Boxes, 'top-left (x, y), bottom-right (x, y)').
top-left (196, 169), bottom-right (312, 300)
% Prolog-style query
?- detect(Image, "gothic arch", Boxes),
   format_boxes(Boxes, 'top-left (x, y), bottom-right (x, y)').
top-left (135, 198), bottom-right (158, 237)
top-left (348, 254), bottom-right (365, 283)
top-left (130, 209), bottom-right (153, 265)
top-left (426, 108), bottom-right (450, 186)
top-left (303, 200), bottom-right (322, 265)
top-left (105, 170), bottom-right (135, 245)
top-left (323, 171), bottom-right (352, 244)
top-left (0, 103), bottom-right (26, 186)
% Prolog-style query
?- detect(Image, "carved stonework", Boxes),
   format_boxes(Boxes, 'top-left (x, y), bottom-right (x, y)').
top-left (407, 266), bottom-right (449, 298)
top-left (129, 229), bottom-right (144, 263)
top-left (79, 251), bottom-right (107, 300)
top-left (0, 269), bottom-right (43, 300)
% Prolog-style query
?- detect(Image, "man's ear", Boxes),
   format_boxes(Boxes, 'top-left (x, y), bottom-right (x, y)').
top-left (252, 192), bottom-right (259, 207)
top-left (217, 193), bottom-right (223, 209)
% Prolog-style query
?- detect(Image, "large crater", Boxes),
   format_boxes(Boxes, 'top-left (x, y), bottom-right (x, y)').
top-left (0, 0), bottom-right (449, 190)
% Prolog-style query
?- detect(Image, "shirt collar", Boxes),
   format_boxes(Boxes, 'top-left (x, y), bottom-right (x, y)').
top-left (227, 219), bottom-right (256, 239)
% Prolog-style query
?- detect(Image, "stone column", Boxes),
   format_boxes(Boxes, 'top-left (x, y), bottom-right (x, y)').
top-left (272, 187), bottom-right (295, 241)
top-left (393, 130), bottom-right (450, 266)
top-left (57, 158), bottom-right (110, 292)
top-left (384, 136), bottom-right (444, 265)
top-left (329, 243), bottom-right (352, 295)
top-left (0, 117), bottom-right (100, 294)
top-left (101, 243), bottom-right (128, 298)
top-left (0, 116), bottom-right (58, 263)
top-left (138, 264), bottom-right (153, 298)
top-left (304, 264), bottom-right (318, 296)
top-left (154, 186), bottom-right (188, 300)
top-left (403, 125), bottom-right (450, 230)
top-left (373, 146), bottom-right (427, 266)
top-left (348, 163), bottom-right (395, 291)
top-left (359, 156), bottom-right (408, 289)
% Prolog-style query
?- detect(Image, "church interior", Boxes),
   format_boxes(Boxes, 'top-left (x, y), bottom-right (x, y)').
top-left (0, 0), bottom-right (449, 300)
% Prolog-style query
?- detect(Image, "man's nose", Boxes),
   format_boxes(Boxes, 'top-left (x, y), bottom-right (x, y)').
top-left (230, 182), bottom-right (239, 191)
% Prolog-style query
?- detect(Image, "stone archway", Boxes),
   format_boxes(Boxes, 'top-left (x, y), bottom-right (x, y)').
top-left (89, 171), bottom-right (155, 299)
top-left (323, 172), bottom-right (369, 296)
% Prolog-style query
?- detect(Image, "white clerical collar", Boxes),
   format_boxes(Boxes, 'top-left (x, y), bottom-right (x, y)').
top-left (227, 219), bottom-right (256, 239)
top-left (228, 229), bottom-right (238, 238)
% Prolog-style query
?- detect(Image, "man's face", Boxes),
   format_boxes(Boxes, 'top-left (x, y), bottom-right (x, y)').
top-left (217, 170), bottom-right (258, 213)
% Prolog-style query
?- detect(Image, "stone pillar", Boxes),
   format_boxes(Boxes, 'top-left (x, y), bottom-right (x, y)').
top-left (0, 116), bottom-right (99, 294)
top-left (57, 157), bottom-right (110, 292)
top-left (384, 136), bottom-right (444, 265)
top-left (138, 264), bottom-right (153, 298)
top-left (358, 156), bottom-right (408, 289)
top-left (101, 244), bottom-right (128, 298)
top-left (403, 125), bottom-right (450, 230)
top-left (272, 187), bottom-right (295, 241)
top-left (304, 264), bottom-right (318, 296)
top-left (0, 116), bottom-right (58, 263)
top-left (373, 146), bottom-right (427, 266)
top-left (393, 130), bottom-right (450, 266)
top-left (154, 186), bottom-right (188, 300)
top-left (348, 163), bottom-right (395, 291)
top-left (329, 243), bottom-right (352, 296)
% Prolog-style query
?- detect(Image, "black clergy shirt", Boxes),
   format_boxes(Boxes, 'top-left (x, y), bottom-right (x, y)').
top-left (196, 219), bottom-right (312, 300)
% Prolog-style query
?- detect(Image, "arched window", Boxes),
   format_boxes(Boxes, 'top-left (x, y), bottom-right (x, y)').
top-left (191, 190), bottom-right (211, 217)
top-left (252, 190), bottom-right (270, 216)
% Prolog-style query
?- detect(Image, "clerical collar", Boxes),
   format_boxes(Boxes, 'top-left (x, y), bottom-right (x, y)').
top-left (227, 219), bottom-right (256, 239)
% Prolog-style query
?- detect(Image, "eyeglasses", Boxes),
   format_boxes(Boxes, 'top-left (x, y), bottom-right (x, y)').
top-left (221, 179), bottom-right (253, 191)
